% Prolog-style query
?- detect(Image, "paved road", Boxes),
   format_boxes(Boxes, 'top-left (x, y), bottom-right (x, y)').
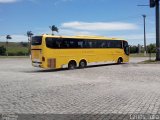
top-left (0, 57), bottom-right (160, 119)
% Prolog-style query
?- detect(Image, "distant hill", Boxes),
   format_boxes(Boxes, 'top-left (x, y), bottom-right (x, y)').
top-left (0, 42), bottom-right (28, 56)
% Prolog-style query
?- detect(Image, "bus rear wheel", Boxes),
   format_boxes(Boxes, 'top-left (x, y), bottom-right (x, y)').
top-left (79, 60), bottom-right (87, 68)
top-left (117, 58), bottom-right (123, 64)
top-left (68, 61), bottom-right (77, 70)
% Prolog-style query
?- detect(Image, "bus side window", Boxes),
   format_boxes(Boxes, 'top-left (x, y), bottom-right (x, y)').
top-left (69, 39), bottom-right (78, 48)
top-left (119, 41), bottom-right (123, 48)
top-left (110, 41), bottom-right (115, 48)
top-left (92, 41), bottom-right (97, 48)
top-left (88, 41), bottom-right (93, 48)
top-left (101, 41), bottom-right (107, 48)
top-left (55, 39), bottom-right (62, 48)
top-left (61, 39), bottom-right (69, 48)
top-left (114, 41), bottom-right (122, 48)
top-left (96, 41), bottom-right (102, 48)
top-left (77, 40), bottom-right (83, 48)
top-left (46, 38), bottom-right (52, 48)
top-left (108, 40), bottom-right (121, 48)
top-left (106, 41), bottom-right (111, 48)
top-left (83, 40), bottom-right (90, 48)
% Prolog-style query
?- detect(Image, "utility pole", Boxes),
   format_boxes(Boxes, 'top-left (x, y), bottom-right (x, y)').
top-left (142, 15), bottom-right (147, 56)
top-left (6, 35), bottom-right (11, 57)
top-left (6, 38), bottom-right (8, 57)
top-left (150, 0), bottom-right (160, 61)
top-left (155, 0), bottom-right (160, 60)
top-left (138, 44), bottom-right (141, 53)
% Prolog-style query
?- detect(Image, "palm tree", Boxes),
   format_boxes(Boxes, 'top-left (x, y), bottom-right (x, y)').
top-left (6, 35), bottom-right (12, 56)
top-left (49, 25), bottom-right (58, 35)
top-left (27, 31), bottom-right (34, 55)
top-left (27, 31), bottom-right (34, 41)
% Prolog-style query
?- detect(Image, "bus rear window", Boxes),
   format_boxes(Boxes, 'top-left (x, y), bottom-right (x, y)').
top-left (31, 36), bottom-right (42, 45)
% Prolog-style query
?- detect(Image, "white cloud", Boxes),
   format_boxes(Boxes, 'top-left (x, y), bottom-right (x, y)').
top-left (59, 29), bottom-right (92, 36)
top-left (0, 35), bottom-right (28, 42)
top-left (114, 33), bottom-right (156, 45)
top-left (11, 35), bottom-right (28, 42)
top-left (115, 33), bottom-right (155, 41)
top-left (0, 0), bottom-right (35, 4)
top-left (58, 29), bottom-right (156, 45)
top-left (61, 21), bottom-right (138, 31)
top-left (0, 0), bottom-right (18, 3)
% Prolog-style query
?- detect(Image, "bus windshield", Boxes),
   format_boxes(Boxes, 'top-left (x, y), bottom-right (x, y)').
top-left (31, 36), bottom-right (42, 45)
top-left (123, 41), bottom-right (129, 55)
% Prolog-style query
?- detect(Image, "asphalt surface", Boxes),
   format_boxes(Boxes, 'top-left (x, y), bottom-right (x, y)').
top-left (0, 57), bottom-right (160, 120)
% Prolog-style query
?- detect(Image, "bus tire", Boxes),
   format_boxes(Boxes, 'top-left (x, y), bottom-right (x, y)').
top-left (68, 60), bottom-right (77, 69)
top-left (79, 60), bottom-right (87, 68)
top-left (117, 57), bottom-right (123, 64)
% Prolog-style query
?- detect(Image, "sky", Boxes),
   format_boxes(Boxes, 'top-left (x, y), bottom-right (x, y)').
top-left (0, 0), bottom-right (157, 45)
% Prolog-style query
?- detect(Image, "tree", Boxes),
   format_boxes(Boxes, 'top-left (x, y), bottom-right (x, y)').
top-left (27, 31), bottom-right (34, 38)
top-left (0, 46), bottom-right (6, 55)
top-left (27, 31), bottom-right (34, 42)
top-left (20, 42), bottom-right (28, 47)
top-left (27, 31), bottom-right (34, 54)
top-left (6, 35), bottom-right (12, 56)
top-left (130, 45), bottom-right (138, 53)
top-left (147, 43), bottom-right (156, 53)
top-left (49, 25), bottom-right (58, 35)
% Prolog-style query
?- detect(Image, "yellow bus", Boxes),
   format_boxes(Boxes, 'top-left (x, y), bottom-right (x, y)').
top-left (31, 34), bottom-right (129, 69)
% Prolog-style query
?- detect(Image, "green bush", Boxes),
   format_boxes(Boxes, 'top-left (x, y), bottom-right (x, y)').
top-left (0, 46), bottom-right (6, 55)
top-left (147, 44), bottom-right (156, 53)
top-left (8, 51), bottom-right (27, 56)
top-left (130, 46), bottom-right (138, 53)
top-left (17, 51), bottom-right (26, 56)
top-left (20, 42), bottom-right (28, 47)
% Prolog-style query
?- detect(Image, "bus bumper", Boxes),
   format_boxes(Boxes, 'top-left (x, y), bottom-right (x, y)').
top-left (32, 62), bottom-right (41, 67)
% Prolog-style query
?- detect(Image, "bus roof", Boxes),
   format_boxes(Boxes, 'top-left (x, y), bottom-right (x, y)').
top-left (38, 34), bottom-right (127, 41)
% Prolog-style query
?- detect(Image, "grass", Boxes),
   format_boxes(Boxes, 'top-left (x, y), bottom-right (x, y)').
top-left (8, 46), bottom-right (28, 54)
top-left (130, 53), bottom-right (156, 57)
top-left (138, 60), bottom-right (160, 64)
top-left (0, 42), bottom-right (28, 55)
top-left (0, 56), bottom-right (30, 58)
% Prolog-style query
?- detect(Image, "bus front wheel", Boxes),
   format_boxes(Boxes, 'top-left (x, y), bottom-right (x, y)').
top-left (79, 60), bottom-right (87, 68)
top-left (117, 58), bottom-right (123, 64)
top-left (68, 61), bottom-right (77, 69)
